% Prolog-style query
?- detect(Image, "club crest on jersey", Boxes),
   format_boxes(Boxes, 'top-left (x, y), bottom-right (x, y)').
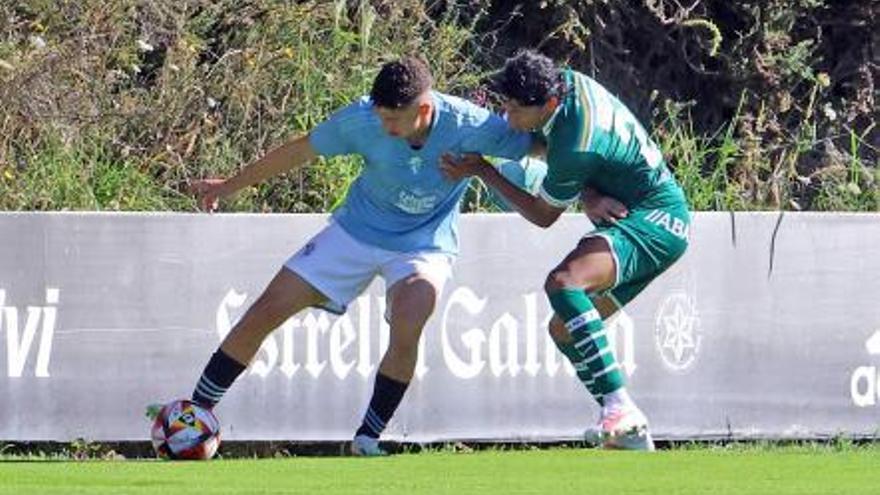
top-left (408, 156), bottom-right (424, 174)
top-left (644, 209), bottom-right (689, 240)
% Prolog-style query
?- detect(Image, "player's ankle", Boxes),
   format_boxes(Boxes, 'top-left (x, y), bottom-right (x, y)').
top-left (602, 387), bottom-right (635, 412)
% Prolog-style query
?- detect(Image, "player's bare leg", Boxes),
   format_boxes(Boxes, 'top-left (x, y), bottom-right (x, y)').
top-left (148, 268), bottom-right (325, 422)
top-left (219, 268), bottom-right (325, 364)
top-left (351, 274), bottom-right (438, 456)
top-left (545, 237), bottom-right (653, 451)
top-left (189, 268), bottom-right (324, 408)
top-left (380, 275), bottom-right (437, 381)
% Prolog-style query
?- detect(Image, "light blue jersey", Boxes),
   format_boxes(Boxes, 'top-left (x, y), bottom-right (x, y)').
top-left (309, 92), bottom-right (531, 254)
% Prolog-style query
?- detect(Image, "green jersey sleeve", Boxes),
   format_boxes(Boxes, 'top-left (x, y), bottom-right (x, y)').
top-left (538, 148), bottom-right (592, 208)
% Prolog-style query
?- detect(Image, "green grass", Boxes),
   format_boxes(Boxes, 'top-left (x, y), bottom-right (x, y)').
top-left (2, 448), bottom-right (880, 495)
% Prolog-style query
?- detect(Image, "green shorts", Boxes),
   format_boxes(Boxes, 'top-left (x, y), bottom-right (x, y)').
top-left (586, 199), bottom-right (690, 308)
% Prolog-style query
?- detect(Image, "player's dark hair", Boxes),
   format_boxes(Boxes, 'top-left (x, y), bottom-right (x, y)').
top-left (492, 50), bottom-right (565, 106)
top-left (370, 56), bottom-right (433, 109)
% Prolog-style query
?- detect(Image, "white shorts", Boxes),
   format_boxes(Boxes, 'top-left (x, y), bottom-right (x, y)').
top-left (284, 221), bottom-right (455, 314)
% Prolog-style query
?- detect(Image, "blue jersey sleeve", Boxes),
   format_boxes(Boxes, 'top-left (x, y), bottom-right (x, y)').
top-left (463, 112), bottom-right (531, 160)
top-left (308, 102), bottom-right (362, 157)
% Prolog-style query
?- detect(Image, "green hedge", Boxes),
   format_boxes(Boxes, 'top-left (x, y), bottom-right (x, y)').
top-left (0, 0), bottom-right (876, 212)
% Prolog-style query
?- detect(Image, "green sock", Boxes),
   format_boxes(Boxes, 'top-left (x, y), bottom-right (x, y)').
top-left (554, 339), bottom-right (605, 406)
top-left (548, 288), bottom-right (624, 395)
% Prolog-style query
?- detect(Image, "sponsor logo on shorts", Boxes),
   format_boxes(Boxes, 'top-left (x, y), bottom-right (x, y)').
top-left (644, 209), bottom-right (689, 240)
top-left (654, 291), bottom-right (701, 372)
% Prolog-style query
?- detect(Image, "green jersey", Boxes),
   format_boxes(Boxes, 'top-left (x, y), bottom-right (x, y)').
top-left (538, 69), bottom-right (684, 209)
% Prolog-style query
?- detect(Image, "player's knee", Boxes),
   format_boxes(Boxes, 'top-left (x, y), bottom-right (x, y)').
top-left (389, 291), bottom-right (436, 329)
top-left (544, 269), bottom-right (575, 293)
top-left (390, 310), bottom-right (432, 337)
top-left (398, 280), bottom-right (438, 305)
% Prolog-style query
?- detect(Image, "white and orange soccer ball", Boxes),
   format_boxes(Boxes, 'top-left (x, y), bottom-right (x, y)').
top-left (150, 399), bottom-right (221, 460)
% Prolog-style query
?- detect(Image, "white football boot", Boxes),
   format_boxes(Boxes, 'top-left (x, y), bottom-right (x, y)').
top-left (350, 434), bottom-right (388, 457)
top-left (583, 422), bottom-right (604, 447)
top-left (599, 406), bottom-right (655, 451)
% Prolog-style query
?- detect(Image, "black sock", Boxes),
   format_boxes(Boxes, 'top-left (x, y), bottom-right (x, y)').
top-left (191, 349), bottom-right (246, 408)
top-left (355, 373), bottom-right (409, 439)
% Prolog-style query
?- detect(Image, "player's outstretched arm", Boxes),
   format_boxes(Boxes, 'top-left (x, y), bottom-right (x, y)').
top-left (192, 135), bottom-right (318, 211)
top-left (441, 153), bottom-right (563, 228)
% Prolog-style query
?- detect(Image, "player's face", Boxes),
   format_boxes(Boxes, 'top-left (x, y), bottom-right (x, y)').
top-left (502, 98), bottom-right (557, 131)
top-left (374, 101), bottom-right (432, 140)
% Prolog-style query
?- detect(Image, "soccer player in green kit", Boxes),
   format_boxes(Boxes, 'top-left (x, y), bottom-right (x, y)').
top-left (441, 50), bottom-right (690, 450)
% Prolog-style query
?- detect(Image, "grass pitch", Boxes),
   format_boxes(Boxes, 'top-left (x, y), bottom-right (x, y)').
top-left (2, 446), bottom-right (878, 495)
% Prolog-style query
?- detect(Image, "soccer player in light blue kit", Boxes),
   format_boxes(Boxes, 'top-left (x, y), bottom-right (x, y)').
top-left (164, 57), bottom-right (533, 456)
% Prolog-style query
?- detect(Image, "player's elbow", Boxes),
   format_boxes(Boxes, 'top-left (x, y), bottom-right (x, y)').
top-left (533, 214), bottom-right (556, 228)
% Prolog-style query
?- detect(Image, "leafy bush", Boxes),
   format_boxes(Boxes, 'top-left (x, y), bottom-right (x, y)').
top-left (0, 0), bottom-right (876, 212)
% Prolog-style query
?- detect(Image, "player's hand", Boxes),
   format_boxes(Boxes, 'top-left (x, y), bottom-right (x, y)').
top-left (440, 153), bottom-right (490, 181)
top-left (190, 178), bottom-right (227, 212)
top-left (581, 187), bottom-right (628, 224)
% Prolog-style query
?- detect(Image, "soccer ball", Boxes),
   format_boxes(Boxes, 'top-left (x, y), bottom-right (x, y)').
top-left (150, 399), bottom-right (221, 460)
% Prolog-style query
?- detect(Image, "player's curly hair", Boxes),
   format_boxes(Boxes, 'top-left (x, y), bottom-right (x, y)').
top-left (492, 50), bottom-right (565, 105)
top-left (370, 56), bottom-right (434, 108)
